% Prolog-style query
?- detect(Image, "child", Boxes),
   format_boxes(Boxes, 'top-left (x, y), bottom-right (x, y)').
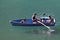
top-left (47, 16), bottom-right (53, 23)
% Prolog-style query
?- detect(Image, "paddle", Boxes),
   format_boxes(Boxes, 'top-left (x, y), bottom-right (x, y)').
top-left (37, 21), bottom-right (55, 32)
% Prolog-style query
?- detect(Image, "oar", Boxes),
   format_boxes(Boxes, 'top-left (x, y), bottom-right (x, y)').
top-left (37, 21), bottom-right (55, 32)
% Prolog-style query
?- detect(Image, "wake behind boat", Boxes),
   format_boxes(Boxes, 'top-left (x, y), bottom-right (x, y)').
top-left (10, 17), bottom-right (55, 26)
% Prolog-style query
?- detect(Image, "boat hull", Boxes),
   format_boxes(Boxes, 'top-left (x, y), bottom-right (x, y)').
top-left (10, 17), bottom-right (55, 26)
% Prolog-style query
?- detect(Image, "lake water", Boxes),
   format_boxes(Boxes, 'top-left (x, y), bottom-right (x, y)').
top-left (0, 0), bottom-right (60, 40)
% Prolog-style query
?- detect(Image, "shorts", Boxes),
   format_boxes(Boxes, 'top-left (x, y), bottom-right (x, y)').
top-left (33, 19), bottom-right (37, 22)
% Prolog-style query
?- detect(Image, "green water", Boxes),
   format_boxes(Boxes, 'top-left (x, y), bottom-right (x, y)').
top-left (0, 0), bottom-right (60, 40)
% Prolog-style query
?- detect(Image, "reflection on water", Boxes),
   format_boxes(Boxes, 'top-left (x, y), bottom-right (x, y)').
top-left (52, 28), bottom-right (60, 34)
top-left (25, 28), bottom-right (60, 35)
top-left (7, 26), bottom-right (60, 40)
top-left (25, 29), bottom-right (52, 35)
top-left (9, 26), bottom-right (60, 35)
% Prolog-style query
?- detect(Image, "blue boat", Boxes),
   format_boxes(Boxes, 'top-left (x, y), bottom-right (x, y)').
top-left (10, 17), bottom-right (56, 26)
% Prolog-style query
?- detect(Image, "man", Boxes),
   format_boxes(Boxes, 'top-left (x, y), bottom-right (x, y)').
top-left (32, 12), bottom-right (40, 24)
top-left (32, 13), bottom-right (37, 22)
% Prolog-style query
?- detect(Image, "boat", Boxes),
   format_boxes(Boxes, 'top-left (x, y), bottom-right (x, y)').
top-left (10, 17), bottom-right (56, 26)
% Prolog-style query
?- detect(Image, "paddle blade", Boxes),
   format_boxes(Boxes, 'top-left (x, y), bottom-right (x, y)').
top-left (49, 29), bottom-right (55, 32)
